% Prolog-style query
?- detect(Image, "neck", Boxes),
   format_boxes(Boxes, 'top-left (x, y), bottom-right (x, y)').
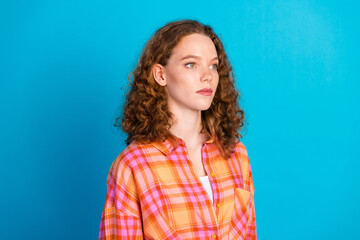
top-left (169, 108), bottom-right (209, 148)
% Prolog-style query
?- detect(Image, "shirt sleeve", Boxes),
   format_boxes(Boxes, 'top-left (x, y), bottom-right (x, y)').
top-left (237, 142), bottom-right (257, 240)
top-left (245, 163), bottom-right (257, 239)
top-left (98, 156), bottom-right (143, 239)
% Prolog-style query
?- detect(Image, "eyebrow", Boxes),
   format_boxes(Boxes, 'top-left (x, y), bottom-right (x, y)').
top-left (180, 55), bottom-right (218, 61)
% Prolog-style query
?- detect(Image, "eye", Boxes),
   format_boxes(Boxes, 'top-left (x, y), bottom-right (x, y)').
top-left (210, 63), bottom-right (218, 70)
top-left (185, 62), bottom-right (196, 69)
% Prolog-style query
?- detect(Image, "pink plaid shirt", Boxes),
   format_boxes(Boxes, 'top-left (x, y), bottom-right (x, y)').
top-left (99, 136), bottom-right (257, 239)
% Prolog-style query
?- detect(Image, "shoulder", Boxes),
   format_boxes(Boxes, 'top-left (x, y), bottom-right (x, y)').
top-left (233, 140), bottom-right (249, 156)
top-left (230, 141), bottom-right (255, 191)
top-left (231, 140), bottom-right (250, 165)
top-left (109, 141), bottom-right (161, 176)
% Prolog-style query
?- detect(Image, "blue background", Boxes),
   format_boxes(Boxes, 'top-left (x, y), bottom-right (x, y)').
top-left (1, 0), bottom-right (359, 239)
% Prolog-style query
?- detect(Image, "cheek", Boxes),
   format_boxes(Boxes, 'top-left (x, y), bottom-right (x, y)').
top-left (166, 68), bottom-right (182, 85)
top-left (213, 74), bottom-right (220, 88)
top-left (165, 74), bottom-right (186, 96)
top-left (166, 69), bottom-right (195, 88)
top-left (166, 75), bottom-right (182, 90)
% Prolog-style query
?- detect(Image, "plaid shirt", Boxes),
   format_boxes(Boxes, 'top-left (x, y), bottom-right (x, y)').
top-left (99, 136), bottom-right (257, 239)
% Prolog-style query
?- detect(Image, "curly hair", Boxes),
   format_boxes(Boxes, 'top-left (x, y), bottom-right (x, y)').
top-left (115, 20), bottom-right (246, 158)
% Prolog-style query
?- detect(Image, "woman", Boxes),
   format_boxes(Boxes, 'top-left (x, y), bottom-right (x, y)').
top-left (99, 20), bottom-right (257, 239)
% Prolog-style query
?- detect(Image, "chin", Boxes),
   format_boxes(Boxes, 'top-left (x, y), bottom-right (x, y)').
top-left (197, 104), bottom-right (212, 111)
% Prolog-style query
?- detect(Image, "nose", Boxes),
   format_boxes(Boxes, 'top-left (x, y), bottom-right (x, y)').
top-left (200, 67), bottom-right (212, 82)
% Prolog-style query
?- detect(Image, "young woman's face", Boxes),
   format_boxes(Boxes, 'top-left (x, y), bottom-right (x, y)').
top-left (162, 33), bottom-right (219, 114)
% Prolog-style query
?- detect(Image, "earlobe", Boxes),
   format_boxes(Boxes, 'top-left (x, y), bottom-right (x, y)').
top-left (152, 64), bottom-right (167, 87)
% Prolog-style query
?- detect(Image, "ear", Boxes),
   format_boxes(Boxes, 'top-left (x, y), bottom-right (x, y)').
top-left (152, 63), bottom-right (167, 86)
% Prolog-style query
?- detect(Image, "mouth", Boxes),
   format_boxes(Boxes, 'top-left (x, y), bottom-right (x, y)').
top-left (196, 88), bottom-right (213, 96)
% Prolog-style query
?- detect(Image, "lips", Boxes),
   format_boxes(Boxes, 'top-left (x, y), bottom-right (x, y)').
top-left (196, 88), bottom-right (213, 96)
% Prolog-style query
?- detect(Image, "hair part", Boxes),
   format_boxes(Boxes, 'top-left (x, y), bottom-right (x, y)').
top-left (115, 20), bottom-right (246, 158)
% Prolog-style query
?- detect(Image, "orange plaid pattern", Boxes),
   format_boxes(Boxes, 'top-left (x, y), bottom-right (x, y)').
top-left (99, 136), bottom-right (257, 239)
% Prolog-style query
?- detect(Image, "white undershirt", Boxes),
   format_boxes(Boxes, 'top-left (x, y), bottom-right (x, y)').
top-left (199, 175), bottom-right (214, 203)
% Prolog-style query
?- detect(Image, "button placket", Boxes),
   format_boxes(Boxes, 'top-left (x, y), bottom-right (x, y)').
top-left (182, 142), bottom-right (219, 229)
top-left (202, 143), bottom-right (222, 222)
top-left (202, 145), bottom-right (217, 203)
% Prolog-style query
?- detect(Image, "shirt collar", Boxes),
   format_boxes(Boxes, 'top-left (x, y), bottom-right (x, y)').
top-left (151, 134), bottom-right (215, 156)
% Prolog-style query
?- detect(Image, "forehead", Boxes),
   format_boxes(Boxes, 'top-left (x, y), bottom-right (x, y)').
top-left (170, 33), bottom-right (217, 59)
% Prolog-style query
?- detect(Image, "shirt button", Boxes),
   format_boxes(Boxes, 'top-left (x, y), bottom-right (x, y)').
top-left (211, 233), bottom-right (217, 239)
top-left (210, 172), bottom-right (215, 177)
top-left (216, 203), bottom-right (221, 208)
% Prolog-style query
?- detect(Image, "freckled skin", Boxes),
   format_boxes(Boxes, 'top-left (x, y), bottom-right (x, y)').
top-left (163, 33), bottom-right (219, 114)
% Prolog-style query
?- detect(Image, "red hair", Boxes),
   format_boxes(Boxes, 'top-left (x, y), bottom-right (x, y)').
top-left (115, 20), bottom-right (246, 158)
